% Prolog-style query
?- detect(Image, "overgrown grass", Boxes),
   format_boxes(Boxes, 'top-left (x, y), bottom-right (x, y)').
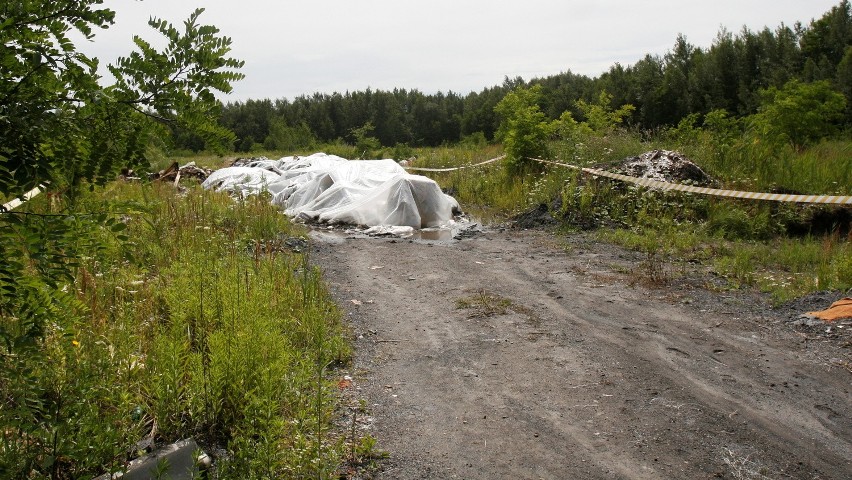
top-left (174, 126), bottom-right (851, 304)
top-left (1, 181), bottom-right (350, 478)
top-left (407, 132), bottom-right (851, 302)
top-left (666, 131), bottom-right (852, 196)
top-left (599, 223), bottom-right (851, 302)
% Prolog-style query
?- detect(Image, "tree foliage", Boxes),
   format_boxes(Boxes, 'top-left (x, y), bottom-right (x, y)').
top-left (1, 6), bottom-right (245, 476)
top-left (575, 91), bottom-right (636, 133)
top-left (1, 2), bottom-right (243, 354)
top-left (750, 79), bottom-right (846, 150)
top-left (1, 0), bottom-right (114, 197)
top-left (494, 85), bottom-right (554, 173)
top-left (350, 121), bottom-right (381, 158)
top-left (0, 2), bottom-right (244, 198)
top-left (263, 118), bottom-right (316, 152)
top-left (216, 1), bottom-right (851, 153)
top-left (800, 0), bottom-right (852, 80)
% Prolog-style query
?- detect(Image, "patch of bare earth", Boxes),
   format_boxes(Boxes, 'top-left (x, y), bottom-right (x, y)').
top-left (311, 228), bottom-right (851, 479)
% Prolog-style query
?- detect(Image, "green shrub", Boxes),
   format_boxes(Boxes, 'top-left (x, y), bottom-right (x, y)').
top-left (494, 85), bottom-right (554, 174)
top-left (705, 204), bottom-right (775, 240)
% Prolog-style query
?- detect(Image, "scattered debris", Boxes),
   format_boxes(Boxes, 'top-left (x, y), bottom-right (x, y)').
top-left (512, 203), bottom-right (558, 229)
top-left (779, 290), bottom-right (852, 346)
top-left (148, 161), bottom-right (213, 184)
top-left (250, 234), bottom-right (309, 254)
top-left (514, 150), bottom-right (715, 230)
top-left (338, 376), bottom-right (354, 389)
top-left (1, 184), bottom-right (45, 211)
top-left (780, 290), bottom-right (848, 322)
top-left (363, 225), bottom-right (415, 237)
top-left (451, 222), bottom-right (483, 240)
top-left (281, 235), bottom-right (309, 253)
top-left (230, 156), bottom-right (271, 168)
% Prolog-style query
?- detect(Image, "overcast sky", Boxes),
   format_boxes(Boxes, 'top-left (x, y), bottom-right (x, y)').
top-left (75, 1), bottom-right (840, 102)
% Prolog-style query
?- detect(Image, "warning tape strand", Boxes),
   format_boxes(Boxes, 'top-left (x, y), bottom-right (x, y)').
top-left (396, 154), bottom-right (850, 205)
top-left (403, 155), bottom-right (505, 172)
top-left (530, 158), bottom-right (852, 206)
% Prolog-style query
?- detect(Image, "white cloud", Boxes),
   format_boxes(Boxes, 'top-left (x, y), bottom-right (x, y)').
top-left (75, 0), bottom-right (841, 101)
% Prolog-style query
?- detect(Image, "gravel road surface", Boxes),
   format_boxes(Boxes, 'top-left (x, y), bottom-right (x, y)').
top-left (311, 228), bottom-right (851, 479)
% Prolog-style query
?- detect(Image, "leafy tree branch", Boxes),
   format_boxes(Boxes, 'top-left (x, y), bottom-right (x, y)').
top-left (1, 2), bottom-right (244, 199)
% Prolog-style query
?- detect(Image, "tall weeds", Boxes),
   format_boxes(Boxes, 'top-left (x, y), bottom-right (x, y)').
top-left (0, 182), bottom-right (349, 478)
top-left (410, 133), bottom-right (851, 301)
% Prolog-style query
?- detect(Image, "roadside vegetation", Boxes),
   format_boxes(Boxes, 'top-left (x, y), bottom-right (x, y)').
top-left (1, 3), bottom-right (353, 479)
top-left (251, 82), bottom-right (851, 304)
top-left (2, 1), bottom-right (850, 479)
top-left (1, 183), bottom-right (350, 478)
top-left (408, 86), bottom-right (851, 302)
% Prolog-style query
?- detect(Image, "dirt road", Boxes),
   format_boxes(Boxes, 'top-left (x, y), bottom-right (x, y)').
top-left (311, 227), bottom-right (851, 479)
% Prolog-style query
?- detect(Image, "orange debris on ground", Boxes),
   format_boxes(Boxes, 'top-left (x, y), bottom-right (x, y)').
top-left (806, 297), bottom-right (852, 322)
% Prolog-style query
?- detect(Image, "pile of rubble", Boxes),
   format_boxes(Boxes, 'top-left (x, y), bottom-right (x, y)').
top-left (229, 156), bottom-right (270, 168)
top-left (603, 150), bottom-right (716, 187)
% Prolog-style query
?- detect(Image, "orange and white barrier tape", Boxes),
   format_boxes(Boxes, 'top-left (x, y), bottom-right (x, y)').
top-left (2, 184), bottom-right (47, 212)
top-left (531, 158), bottom-right (852, 206)
top-left (403, 155), bottom-right (505, 172)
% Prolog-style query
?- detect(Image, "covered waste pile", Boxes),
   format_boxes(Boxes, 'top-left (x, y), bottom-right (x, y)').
top-left (202, 153), bottom-right (460, 228)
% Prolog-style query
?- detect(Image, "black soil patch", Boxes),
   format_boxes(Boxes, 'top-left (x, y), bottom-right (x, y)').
top-left (784, 206), bottom-right (852, 237)
top-left (512, 203), bottom-right (559, 229)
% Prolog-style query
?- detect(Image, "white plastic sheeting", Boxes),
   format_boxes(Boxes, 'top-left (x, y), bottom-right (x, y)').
top-left (202, 153), bottom-right (460, 228)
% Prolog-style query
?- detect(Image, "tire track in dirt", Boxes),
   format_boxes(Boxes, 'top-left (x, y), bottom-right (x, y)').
top-left (311, 229), bottom-right (852, 479)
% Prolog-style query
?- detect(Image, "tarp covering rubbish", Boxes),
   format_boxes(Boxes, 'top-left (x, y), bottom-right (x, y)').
top-left (202, 153), bottom-right (460, 228)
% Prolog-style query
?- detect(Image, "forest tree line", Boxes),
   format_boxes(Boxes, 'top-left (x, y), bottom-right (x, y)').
top-left (208, 1), bottom-right (852, 154)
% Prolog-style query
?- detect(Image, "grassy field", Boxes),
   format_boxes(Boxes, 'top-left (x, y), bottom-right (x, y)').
top-left (1, 182), bottom-right (353, 478)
